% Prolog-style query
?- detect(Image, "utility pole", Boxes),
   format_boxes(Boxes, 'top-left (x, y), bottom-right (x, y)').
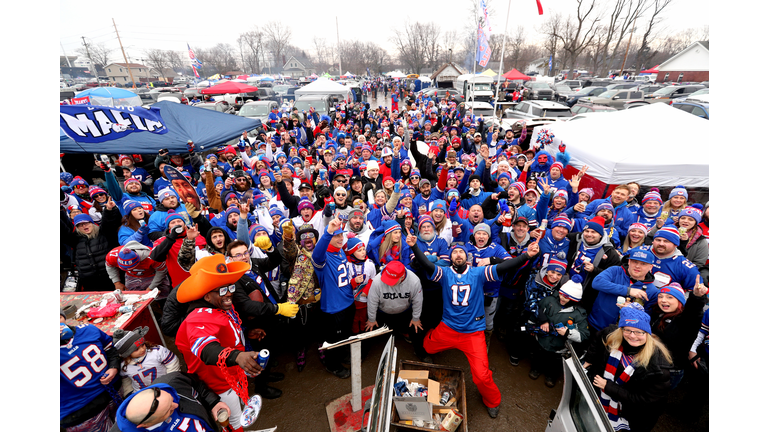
top-left (112, 18), bottom-right (136, 88)
top-left (61, 42), bottom-right (72, 67)
top-left (336, 16), bottom-right (342, 77)
top-left (80, 37), bottom-right (97, 79)
top-left (620, 14), bottom-right (638, 77)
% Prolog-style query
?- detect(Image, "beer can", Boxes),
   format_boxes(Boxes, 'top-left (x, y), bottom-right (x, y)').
top-left (118, 305), bottom-right (133, 314)
top-left (257, 349), bottom-right (270, 369)
top-left (113, 289), bottom-right (124, 302)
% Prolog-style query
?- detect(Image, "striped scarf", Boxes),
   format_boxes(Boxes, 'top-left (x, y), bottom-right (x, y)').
top-left (599, 345), bottom-right (636, 431)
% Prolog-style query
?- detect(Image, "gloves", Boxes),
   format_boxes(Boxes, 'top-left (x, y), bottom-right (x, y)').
top-left (184, 202), bottom-right (201, 219)
top-left (98, 161), bottom-right (110, 172)
top-left (314, 291), bottom-right (321, 302)
top-left (499, 201), bottom-right (510, 213)
top-left (426, 254), bottom-right (438, 263)
top-left (282, 221), bottom-right (295, 239)
top-left (168, 225), bottom-right (184, 240)
top-left (186, 141), bottom-right (195, 153)
top-left (559, 143), bottom-right (566, 153)
top-left (449, 199), bottom-right (457, 214)
top-left (138, 224), bottom-right (150, 236)
top-left (275, 302), bottom-right (299, 317)
top-left (253, 235), bottom-right (273, 251)
top-left (393, 182), bottom-right (401, 193)
top-left (237, 139), bottom-right (246, 152)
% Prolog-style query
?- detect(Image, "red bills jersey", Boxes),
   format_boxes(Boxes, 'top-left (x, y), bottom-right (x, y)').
top-left (176, 308), bottom-right (245, 393)
top-left (106, 246), bottom-right (166, 279)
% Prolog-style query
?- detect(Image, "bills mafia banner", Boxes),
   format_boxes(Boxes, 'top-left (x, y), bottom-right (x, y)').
top-left (60, 105), bottom-right (168, 144)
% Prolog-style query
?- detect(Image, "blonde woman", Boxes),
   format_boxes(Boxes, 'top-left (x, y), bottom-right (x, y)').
top-left (620, 223), bottom-right (649, 255)
top-left (583, 303), bottom-right (673, 432)
top-left (366, 220), bottom-right (412, 271)
top-left (660, 185), bottom-right (688, 223)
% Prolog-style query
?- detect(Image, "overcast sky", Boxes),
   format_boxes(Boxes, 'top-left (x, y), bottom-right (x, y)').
top-left (60, 0), bottom-right (708, 67)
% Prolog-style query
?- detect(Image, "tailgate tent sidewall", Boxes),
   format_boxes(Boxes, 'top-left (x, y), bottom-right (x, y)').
top-left (531, 103), bottom-right (709, 188)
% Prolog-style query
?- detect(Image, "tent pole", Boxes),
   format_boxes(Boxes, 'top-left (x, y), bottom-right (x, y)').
top-left (493, 0), bottom-right (512, 125)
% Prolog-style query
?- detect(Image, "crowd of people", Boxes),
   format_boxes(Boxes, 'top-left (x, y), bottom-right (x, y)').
top-left (60, 86), bottom-right (709, 432)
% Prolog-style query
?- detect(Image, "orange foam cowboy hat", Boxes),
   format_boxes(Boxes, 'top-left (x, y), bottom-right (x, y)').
top-left (177, 255), bottom-right (249, 303)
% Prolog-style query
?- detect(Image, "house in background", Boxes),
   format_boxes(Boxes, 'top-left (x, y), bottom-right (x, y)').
top-left (282, 56), bottom-right (316, 78)
top-left (656, 41), bottom-right (709, 83)
top-left (104, 63), bottom-right (159, 84)
top-left (430, 62), bottom-right (466, 88)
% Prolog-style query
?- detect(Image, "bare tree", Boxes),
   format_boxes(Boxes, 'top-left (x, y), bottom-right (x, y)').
top-left (553, 0), bottom-right (602, 75)
top-left (143, 49), bottom-right (168, 76)
top-left (538, 13), bottom-right (563, 76)
top-left (164, 50), bottom-right (186, 72)
top-left (390, 20), bottom-right (442, 74)
top-left (263, 21), bottom-right (292, 70)
top-left (633, 0), bottom-right (672, 71)
top-left (441, 29), bottom-right (460, 64)
top-left (238, 30), bottom-right (264, 74)
top-left (208, 43), bottom-right (239, 76)
top-left (597, 0), bottom-right (650, 75)
top-left (76, 40), bottom-right (113, 71)
top-left (508, 25), bottom-right (526, 70)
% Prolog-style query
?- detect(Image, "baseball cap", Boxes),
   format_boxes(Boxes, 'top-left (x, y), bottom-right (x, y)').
top-left (381, 261), bottom-right (406, 286)
top-left (474, 132), bottom-right (482, 138)
top-left (627, 247), bottom-right (654, 264)
top-left (298, 181), bottom-right (313, 191)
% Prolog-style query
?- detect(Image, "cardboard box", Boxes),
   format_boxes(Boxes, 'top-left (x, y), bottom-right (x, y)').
top-left (393, 370), bottom-right (441, 421)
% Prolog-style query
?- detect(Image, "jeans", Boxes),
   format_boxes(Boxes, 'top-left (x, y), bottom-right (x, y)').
top-left (669, 368), bottom-right (685, 390)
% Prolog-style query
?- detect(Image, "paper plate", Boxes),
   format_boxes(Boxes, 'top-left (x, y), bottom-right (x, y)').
top-left (240, 394), bottom-right (263, 427)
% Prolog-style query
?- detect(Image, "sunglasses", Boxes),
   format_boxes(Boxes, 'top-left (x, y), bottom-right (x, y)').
top-left (138, 387), bottom-right (161, 425)
top-left (216, 284), bottom-right (237, 296)
top-left (300, 232), bottom-right (316, 240)
top-left (335, 193), bottom-right (347, 197)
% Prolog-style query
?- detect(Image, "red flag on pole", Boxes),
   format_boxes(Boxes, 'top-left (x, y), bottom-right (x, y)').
top-left (536, 0), bottom-right (543, 15)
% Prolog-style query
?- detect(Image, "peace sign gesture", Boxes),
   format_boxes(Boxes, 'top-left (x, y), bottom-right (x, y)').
top-left (105, 196), bottom-right (116, 210)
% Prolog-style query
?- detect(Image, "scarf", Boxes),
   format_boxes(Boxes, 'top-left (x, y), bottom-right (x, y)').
top-left (287, 247), bottom-right (317, 303)
top-left (599, 345), bottom-right (636, 431)
top-left (685, 226), bottom-right (703, 250)
top-left (383, 243), bottom-right (400, 264)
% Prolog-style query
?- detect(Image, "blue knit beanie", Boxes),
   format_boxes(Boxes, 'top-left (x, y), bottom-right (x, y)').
top-left (619, 303), bottom-right (652, 334)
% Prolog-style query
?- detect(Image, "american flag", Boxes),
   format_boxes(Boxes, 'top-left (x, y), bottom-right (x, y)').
top-left (187, 43), bottom-right (203, 68)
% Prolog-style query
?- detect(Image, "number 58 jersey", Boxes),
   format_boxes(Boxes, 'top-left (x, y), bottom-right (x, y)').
top-left (429, 265), bottom-right (500, 333)
top-left (60, 325), bottom-right (113, 420)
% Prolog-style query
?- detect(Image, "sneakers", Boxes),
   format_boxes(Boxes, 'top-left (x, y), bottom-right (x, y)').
top-left (327, 366), bottom-right (351, 379)
top-left (509, 355), bottom-right (520, 366)
top-left (267, 372), bottom-right (284, 382)
top-left (529, 369), bottom-right (541, 380)
top-left (545, 376), bottom-right (556, 388)
top-left (258, 386), bottom-right (283, 399)
top-left (487, 405), bottom-right (500, 418)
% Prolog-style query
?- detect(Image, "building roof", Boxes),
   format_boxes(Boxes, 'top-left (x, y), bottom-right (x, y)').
top-left (658, 41), bottom-right (709, 72)
top-left (430, 62), bottom-right (465, 80)
top-left (283, 56), bottom-right (314, 70)
top-left (108, 63), bottom-right (149, 69)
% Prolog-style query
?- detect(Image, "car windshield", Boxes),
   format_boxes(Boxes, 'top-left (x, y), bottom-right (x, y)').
top-left (530, 83), bottom-right (550, 89)
top-left (596, 90), bottom-right (619, 98)
top-left (537, 108), bottom-right (572, 118)
top-left (273, 85), bottom-right (288, 92)
top-left (473, 83), bottom-right (492, 91)
top-left (555, 86), bottom-right (571, 91)
top-left (688, 88), bottom-right (709, 97)
top-left (470, 108), bottom-right (495, 117)
top-left (239, 105), bottom-right (270, 117)
top-left (573, 86), bottom-right (598, 95)
top-left (653, 86), bottom-right (678, 96)
top-left (294, 100), bottom-right (327, 114)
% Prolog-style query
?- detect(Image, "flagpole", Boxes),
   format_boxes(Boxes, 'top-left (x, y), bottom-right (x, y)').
top-left (471, 0), bottom-right (478, 118)
top-left (493, 0), bottom-right (512, 124)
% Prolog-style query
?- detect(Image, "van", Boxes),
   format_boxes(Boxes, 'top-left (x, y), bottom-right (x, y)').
top-left (453, 74), bottom-right (495, 103)
top-left (293, 94), bottom-right (334, 118)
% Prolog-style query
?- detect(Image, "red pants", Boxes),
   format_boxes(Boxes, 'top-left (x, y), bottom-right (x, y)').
top-left (423, 322), bottom-right (501, 408)
top-left (392, 102), bottom-right (398, 112)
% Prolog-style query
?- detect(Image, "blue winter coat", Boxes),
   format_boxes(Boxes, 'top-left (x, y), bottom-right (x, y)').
top-left (588, 264), bottom-right (658, 331)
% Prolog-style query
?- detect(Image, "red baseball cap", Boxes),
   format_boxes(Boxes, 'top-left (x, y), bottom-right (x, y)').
top-left (381, 261), bottom-right (405, 286)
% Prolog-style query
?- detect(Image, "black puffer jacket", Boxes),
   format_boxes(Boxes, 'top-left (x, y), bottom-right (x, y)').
top-left (60, 207), bottom-right (121, 279)
top-left (584, 325), bottom-right (673, 432)
top-left (650, 293), bottom-right (707, 370)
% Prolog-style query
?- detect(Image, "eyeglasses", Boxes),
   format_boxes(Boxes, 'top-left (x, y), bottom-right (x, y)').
top-left (217, 284), bottom-right (237, 296)
top-left (300, 232), bottom-right (316, 240)
top-left (622, 328), bottom-right (646, 336)
top-left (138, 387), bottom-right (161, 425)
top-left (231, 251), bottom-right (250, 260)
top-left (235, 178), bottom-right (248, 182)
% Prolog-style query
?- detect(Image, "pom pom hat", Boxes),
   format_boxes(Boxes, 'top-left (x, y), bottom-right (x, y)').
top-left (619, 302), bottom-right (652, 334)
top-left (559, 274), bottom-right (584, 302)
top-left (659, 282), bottom-right (687, 306)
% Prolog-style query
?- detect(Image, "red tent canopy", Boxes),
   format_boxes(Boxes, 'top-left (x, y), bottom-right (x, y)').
top-left (236, 75), bottom-right (249, 80)
top-left (502, 68), bottom-right (531, 81)
top-left (640, 65), bottom-right (660, 73)
top-left (200, 81), bottom-right (258, 95)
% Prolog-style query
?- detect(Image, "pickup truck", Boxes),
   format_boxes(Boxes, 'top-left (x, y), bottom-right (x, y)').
top-left (503, 100), bottom-right (573, 121)
top-left (580, 90), bottom-right (645, 109)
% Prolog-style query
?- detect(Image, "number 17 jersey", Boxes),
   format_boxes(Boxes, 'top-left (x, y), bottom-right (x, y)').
top-left (429, 265), bottom-right (499, 333)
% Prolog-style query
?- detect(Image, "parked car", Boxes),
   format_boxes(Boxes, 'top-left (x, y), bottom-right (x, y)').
top-left (552, 85), bottom-right (576, 103)
top-left (279, 86), bottom-right (299, 103)
top-left (570, 103), bottom-right (617, 115)
top-left (671, 95), bottom-right (709, 119)
top-left (557, 80), bottom-right (584, 91)
top-left (637, 84), bottom-right (667, 98)
top-left (420, 87), bottom-right (465, 103)
top-left (238, 100), bottom-right (279, 124)
top-left (192, 101), bottom-right (235, 114)
top-left (273, 84), bottom-right (290, 97)
top-left (582, 89), bottom-right (644, 109)
top-left (524, 82), bottom-right (556, 101)
top-left (564, 86), bottom-right (608, 107)
top-left (504, 100), bottom-right (572, 120)
top-left (461, 101), bottom-right (496, 120)
top-left (605, 82), bottom-right (641, 91)
top-left (651, 84), bottom-right (706, 100)
top-left (293, 94), bottom-right (334, 117)
top-left (243, 88), bottom-right (279, 103)
top-left (674, 88), bottom-right (709, 102)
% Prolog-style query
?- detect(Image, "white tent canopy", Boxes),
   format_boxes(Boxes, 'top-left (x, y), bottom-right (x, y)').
top-left (386, 71), bottom-right (407, 78)
top-left (532, 103), bottom-right (709, 188)
top-left (294, 77), bottom-right (352, 97)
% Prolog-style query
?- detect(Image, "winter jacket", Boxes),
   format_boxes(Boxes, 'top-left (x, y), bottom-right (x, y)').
top-left (60, 207), bottom-right (121, 279)
top-left (535, 295), bottom-right (590, 352)
top-left (523, 267), bottom-right (570, 319)
top-left (366, 269), bottom-right (423, 322)
top-left (104, 169), bottom-right (157, 216)
top-left (585, 198), bottom-right (635, 238)
top-left (110, 371), bottom-right (220, 432)
top-left (584, 326), bottom-right (672, 432)
top-left (650, 293), bottom-right (707, 370)
top-left (105, 241), bottom-right (168, 289)
top-left (117, 224), bottom-right (152, 248)
top-left (565, 231), bottom-right (622, 312)
top-left (589, 264), bottom-right (658, 332)
top-left (675, 226), bottom-right (709, 285)
top-left (177, 227), bottom-right (232, 272)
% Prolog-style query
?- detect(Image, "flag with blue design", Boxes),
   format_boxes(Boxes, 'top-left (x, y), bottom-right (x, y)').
top-left (476, 23), bottom-right (491, 67)
top-left (479, 0), bottom-right (493, 34)
top-left (548, 56), bottom-right (552, 71)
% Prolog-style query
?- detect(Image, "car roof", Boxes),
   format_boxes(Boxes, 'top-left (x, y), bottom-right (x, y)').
top-left (528, 101), bottom-right (569, 108)
top-left (464, 101), bottom-right (494, 109)
top-left (242, 100), bottom-right (275, 106)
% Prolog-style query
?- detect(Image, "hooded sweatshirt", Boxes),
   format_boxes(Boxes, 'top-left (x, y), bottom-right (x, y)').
top-left (366, 269), bottom-right (423, 322)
